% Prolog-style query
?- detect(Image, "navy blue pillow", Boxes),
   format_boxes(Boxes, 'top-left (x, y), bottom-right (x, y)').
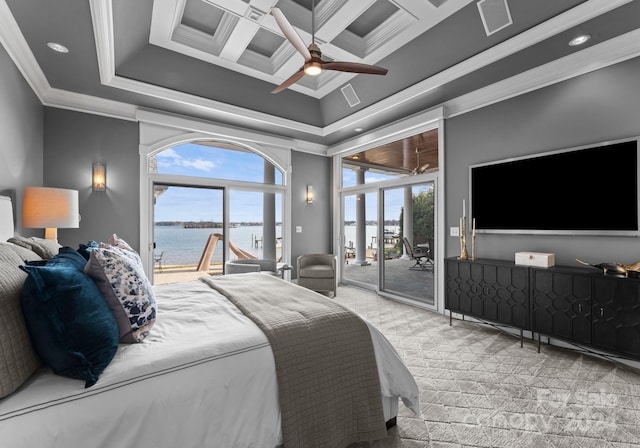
top-left (77, 240), bottom-right (99, 261)
top-left (20, 256), bottom-right (119, 387)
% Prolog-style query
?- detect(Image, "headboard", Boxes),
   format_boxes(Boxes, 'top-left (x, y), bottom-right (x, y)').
top-left (0, 195), bottom-right (15, 242)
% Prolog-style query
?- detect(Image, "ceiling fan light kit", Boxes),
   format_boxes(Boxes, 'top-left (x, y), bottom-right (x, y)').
top-left (270, 2), bottom-right (388, 93)
top-left (304, 61), bottom-right (322, 76)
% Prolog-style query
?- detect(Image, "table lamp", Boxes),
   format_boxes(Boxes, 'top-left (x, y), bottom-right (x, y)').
top-left (22, 187), bottom-right (79, 242)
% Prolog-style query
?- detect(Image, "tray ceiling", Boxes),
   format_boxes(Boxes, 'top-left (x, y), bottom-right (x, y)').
top-left (2, 0), bottom-right (640, 148)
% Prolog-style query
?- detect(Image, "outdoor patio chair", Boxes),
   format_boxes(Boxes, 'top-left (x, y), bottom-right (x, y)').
top-left (154, 251), bottom-right (165, 272)
top-left (402, 237), bottom-right (432, 271)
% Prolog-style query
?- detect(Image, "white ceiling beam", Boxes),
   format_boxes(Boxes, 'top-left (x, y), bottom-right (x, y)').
top-left (390, 0), bottom-right (473, 20)
top-left (219, 20), bottom-right (261, 61)
top-left (314, 0), bottom-right (376, 44)
top-left (218, 0), bottom-right (278, 62)
top-left (202, 0), bottom-right (247, 16)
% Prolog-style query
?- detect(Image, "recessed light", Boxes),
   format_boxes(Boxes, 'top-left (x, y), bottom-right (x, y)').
top-left (568, 35), bottom-right (591, 47)
top-left (352, 155), bottom-right (360, 160)
top-left (47, 42), bottom-right (69, 53)
top-left (354, 128), bottom-right (363, 132)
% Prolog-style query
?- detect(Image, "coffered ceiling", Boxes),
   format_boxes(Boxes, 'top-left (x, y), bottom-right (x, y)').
top-left (1, 0), bottom-right (640, 149)
top-left (149, 0), bottom-right (468, 98)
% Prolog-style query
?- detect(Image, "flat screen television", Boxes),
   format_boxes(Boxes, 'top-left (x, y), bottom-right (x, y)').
top-left (470, 138), bottom-right (639, 236)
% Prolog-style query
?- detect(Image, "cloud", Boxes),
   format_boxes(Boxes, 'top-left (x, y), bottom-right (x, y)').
top-left (180, 158), bottom-right (215, 172)
top-left (156, 149), bottom-right (216, 172)
top-left (156, 148), bottom-right (181, 159)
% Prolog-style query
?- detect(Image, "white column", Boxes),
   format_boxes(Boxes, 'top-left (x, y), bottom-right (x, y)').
top-left (353, 168), bottom-right (370, 266)
top-left (263, 161), bottom-right (276, 260)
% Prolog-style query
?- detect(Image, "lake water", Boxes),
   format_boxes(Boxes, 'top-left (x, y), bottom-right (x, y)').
top-left (154, 224), bottom-right (397, 265)
top-left (154, 225), bottom-right (278, 266)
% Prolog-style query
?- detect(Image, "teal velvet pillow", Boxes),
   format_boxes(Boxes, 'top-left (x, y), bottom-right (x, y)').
top-left (20, 255), bottom-right (119, 387)
top-left (25, 246), bottom-right (88, 270)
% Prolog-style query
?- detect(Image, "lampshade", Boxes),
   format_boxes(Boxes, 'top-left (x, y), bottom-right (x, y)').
top-left (23, 187), bottom-right (79, 241)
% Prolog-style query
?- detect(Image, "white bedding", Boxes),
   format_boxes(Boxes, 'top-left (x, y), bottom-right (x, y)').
top-left (0, 279), bottom-right (419, 448)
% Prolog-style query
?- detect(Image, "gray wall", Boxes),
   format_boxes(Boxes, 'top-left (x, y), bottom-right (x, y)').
top-left (0, 43), bottom-right (43, 235)
top-left (290, 150), bottom-right (333, 278)
top-left (445, 56), bottom-right (640, 266)
top-left (43, 108), bottom-right (140, 250)
top-left (41, 107), bottom-right (333, 266)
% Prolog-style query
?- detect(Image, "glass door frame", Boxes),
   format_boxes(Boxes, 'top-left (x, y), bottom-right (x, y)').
top-left (329, 107), bottom-right (445, 312)
top-left (152, 182), bottom-right (226, 278)
top-left (338, 173), bottom-right (441, 311)
top-left (379, 181), bottom-right (436, 306)
top-left (144, 172), bottom-right (288, 284)
top-left (137, 114), bottom-right (293, 284)
top-left (341, 188), bottom-right (380, 291)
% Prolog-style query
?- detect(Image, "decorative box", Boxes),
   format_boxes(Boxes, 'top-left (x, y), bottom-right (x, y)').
top-left (515, 252), bottom-right (555, 268)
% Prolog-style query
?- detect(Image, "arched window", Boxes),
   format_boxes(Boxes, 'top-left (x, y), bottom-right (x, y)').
top-left (144, 140), bottom-right (288, 285)
top-left (150, 141), bottom-right (283, 184)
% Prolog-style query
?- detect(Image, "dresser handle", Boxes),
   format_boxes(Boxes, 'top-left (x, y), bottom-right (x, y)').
top-left (600, 307), bottom-right (604, 317)
top-left (578, 304), bottom-right (582, 312)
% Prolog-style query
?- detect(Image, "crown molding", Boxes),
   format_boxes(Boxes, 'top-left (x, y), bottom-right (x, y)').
top-left (42, 88), bottom-right (137, 121)
top-left (136, 108), bottom-right (327, 155)
top-left (446, 28), bottom-right (640, 118)
top-left (322, 0), bottom-right (635, 136)
top-left (1, 0), bottom-right (638, 147)
top-left (94, 0), bottom-right (637, 139)
top-left (327, 106), bottom-right (443, 157)
top-left (0, 0), bottom-right (49, 101)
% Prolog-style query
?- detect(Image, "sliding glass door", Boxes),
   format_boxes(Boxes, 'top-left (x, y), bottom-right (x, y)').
top-left (339, 180), bottom-right (437, 308)
top-left (153, 185), bottom-right (224, 284)
top-left (342, 191), bottom-right (378, 289)
top-left (381, 183), bottom-right (435, 305)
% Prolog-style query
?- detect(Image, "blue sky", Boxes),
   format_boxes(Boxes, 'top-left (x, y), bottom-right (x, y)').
top-left (153, 142), bottom-right (431, 223)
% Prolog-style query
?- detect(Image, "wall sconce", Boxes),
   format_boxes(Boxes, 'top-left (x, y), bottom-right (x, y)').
top-left (93, 162), bottom-right (106, 191)
top-left (23, 187), bottom-right (80, 242)
top-left (306, 185), bottom-right (314, 203)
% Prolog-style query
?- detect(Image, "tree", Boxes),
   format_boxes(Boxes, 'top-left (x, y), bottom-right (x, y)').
top-left (412, 189), bottom-right (434, 244)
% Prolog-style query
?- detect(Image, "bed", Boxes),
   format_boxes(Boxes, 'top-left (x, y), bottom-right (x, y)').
top-left (0, 195), bottom-right (419, 447)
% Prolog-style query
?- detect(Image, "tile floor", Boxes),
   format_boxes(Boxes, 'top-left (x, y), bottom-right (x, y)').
top-left (335, 285), bottom-right (640, 448)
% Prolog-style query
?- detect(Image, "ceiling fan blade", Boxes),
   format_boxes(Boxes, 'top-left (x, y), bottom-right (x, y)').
top-left (321, 61), bottom-right (388, 75)
top-left (271, 8), bottom-right (311, 61)
top-left (418, 163), bottom-right (430, 174)
top-left (272, 68), bottom-right (305, 94)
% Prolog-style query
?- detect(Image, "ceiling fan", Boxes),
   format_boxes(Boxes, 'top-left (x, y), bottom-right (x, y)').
top-left (270, 1), bottom-right (389, 94)
top-left (411, 148), bottom-right (430, 175)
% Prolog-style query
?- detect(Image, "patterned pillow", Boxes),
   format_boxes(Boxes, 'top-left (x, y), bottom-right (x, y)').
top-left (85, 245), bottom-right (156, 343)
top-left (104, 233), bottom-right (135, 253)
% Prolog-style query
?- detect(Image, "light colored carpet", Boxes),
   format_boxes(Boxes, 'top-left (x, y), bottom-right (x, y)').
top-left (333, 285), bottom-right (640, 448)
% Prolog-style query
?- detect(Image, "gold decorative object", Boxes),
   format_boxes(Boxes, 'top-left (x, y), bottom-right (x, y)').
top-left (471, 217), bottom-right (476, 260)
top-left (576, 258), bottom-right (640, 277)
top-left (459, 221), bottom-right (468, 260)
